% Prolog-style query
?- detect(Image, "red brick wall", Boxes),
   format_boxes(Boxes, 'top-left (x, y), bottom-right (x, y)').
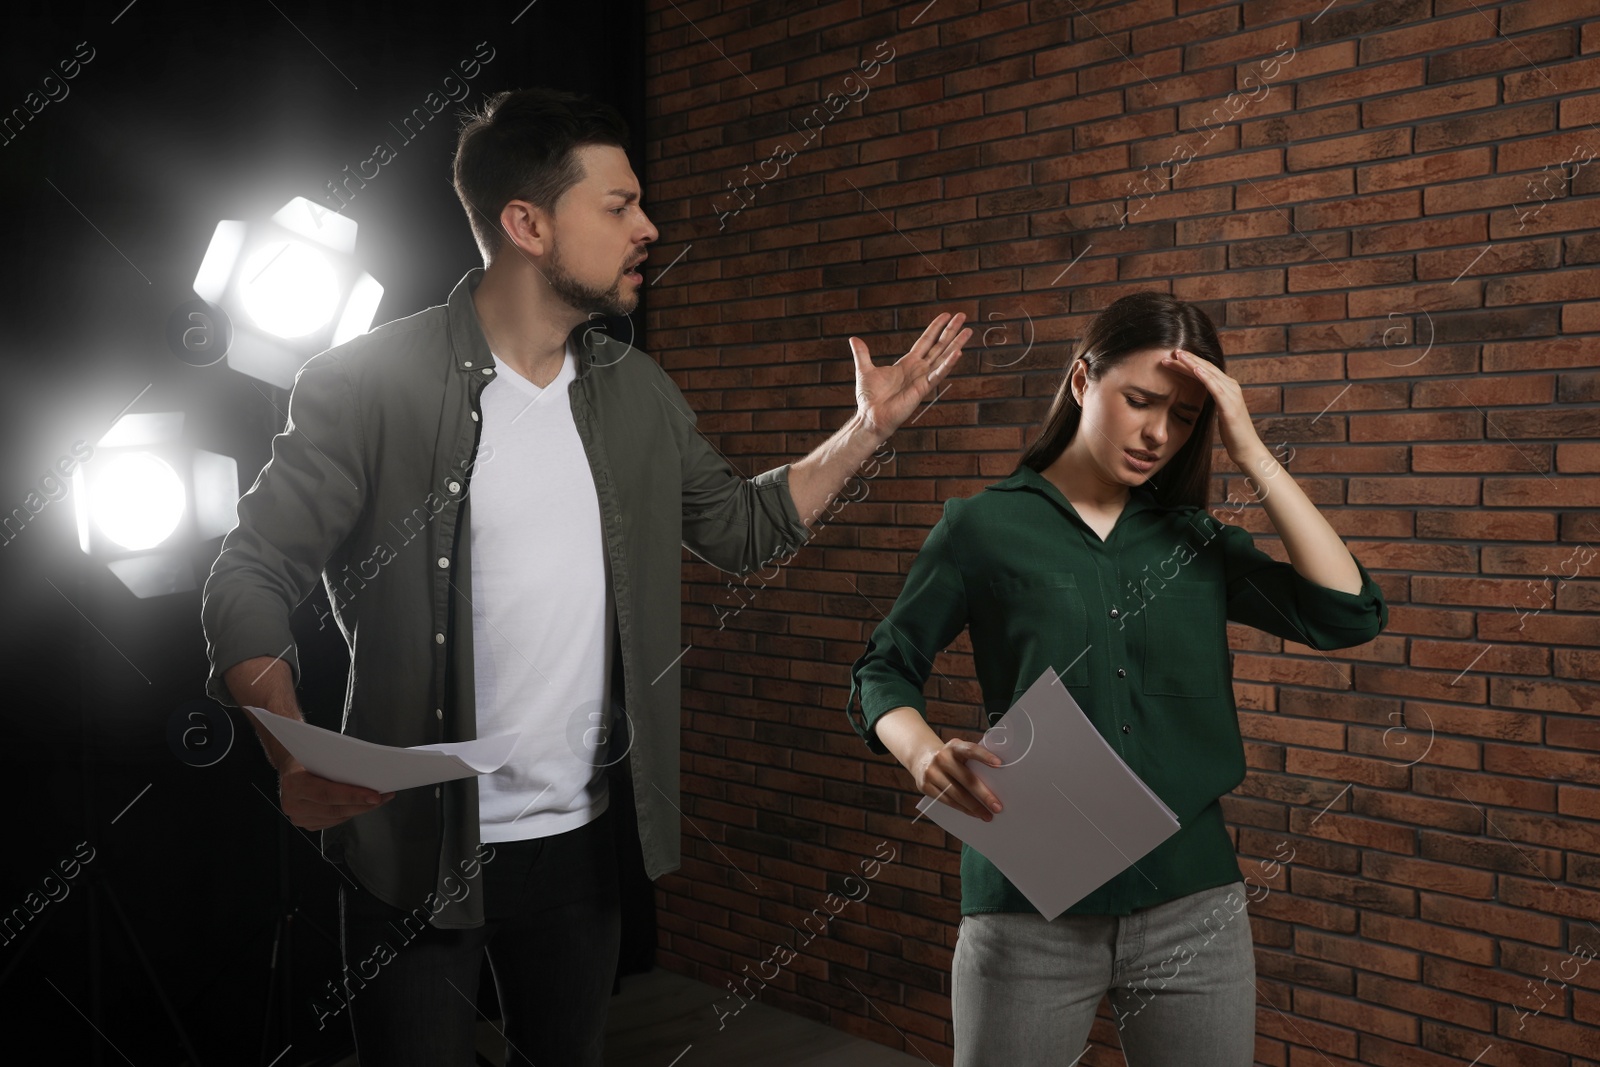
top-left (641, 0), bottom-right (1600, 1063)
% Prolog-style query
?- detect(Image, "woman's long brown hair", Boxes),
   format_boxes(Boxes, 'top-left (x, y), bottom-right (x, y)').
top-left (1015, 291), bottom-right (1226, 511)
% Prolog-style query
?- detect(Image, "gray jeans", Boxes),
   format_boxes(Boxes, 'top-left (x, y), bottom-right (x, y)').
top-left (952, 880), bottom-right (1256, 1066)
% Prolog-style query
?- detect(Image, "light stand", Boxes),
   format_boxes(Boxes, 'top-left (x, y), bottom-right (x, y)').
top-left (254, 809), bottom-right (344, 1066)
top-left (0, 564), bottom-right (205, 1065)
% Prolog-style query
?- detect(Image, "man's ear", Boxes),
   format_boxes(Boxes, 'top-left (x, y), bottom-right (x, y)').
top-left (498, 198), bottom-right (550, 258)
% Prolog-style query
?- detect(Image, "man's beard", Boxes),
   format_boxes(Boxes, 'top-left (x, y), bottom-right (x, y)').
top-left (545, 241), bottom-right (634, 319)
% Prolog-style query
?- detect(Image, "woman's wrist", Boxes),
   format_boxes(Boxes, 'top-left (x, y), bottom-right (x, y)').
top-left (874, 705), bottom-right (943, 782)
top-left (1233, 441), bottom-right (1278, 484)
top-left (905, 743), bottom-right (939, 790)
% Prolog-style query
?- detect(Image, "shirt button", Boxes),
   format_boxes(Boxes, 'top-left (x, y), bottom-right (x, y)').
top-left (1109, 608), bottom-right (1120, 618)
top-left (447, 481), bottom-right (461, 494)
top-left (482, 368), bottom-right (494, 376)
top-left (1117, 668), bottom-right (1127, 678)
top-left (437, 556), bottom-right (450, 569)
top-left (435, 708), bottom-right (444, 720)
top-left (435, 632), bottom-right (445, 644)
top-left (463, 361), bottom-right (473, 368)
top-left (1122, 724), bottom-right (1131, 734)
top-left (471, 411), bottom-right (480, 422)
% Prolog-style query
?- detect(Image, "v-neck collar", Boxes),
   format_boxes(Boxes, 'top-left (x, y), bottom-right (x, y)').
top-left (983, 464), bottom-right (1161, 543)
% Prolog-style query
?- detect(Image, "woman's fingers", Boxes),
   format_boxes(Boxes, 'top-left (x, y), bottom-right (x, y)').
top-left (925, 741), bottom-right (1004, 820)
top-left (926, 774), bottom-right (992, 820)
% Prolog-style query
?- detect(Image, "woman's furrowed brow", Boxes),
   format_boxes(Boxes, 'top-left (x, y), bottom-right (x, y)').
top-left (1130, 384), bottom-right (1203, 413)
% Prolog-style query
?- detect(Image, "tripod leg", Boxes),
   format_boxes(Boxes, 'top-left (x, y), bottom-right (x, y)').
top-left (98, 880), bottom-right (207, 1066)
top-left (282, 912), bottom-right (294, 1063)
top-left (0, 893), bottom-right (68, 988)
top-left (259, 916), bottom-right (285, 1065)
top-left (295, 910), bottom-right (340, 952)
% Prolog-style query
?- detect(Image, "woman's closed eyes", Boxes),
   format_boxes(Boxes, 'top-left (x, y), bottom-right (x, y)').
top-left (1126, 395), bottom-right (1195, 426)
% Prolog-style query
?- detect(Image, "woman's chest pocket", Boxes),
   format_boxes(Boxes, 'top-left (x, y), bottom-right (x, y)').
top-left (987, 572), bottom-right (1091, 691)
top-left (1137, 580), bottom-right (1228, 698)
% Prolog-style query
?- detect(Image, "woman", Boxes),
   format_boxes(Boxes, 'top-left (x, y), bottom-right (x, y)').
top-left (846, 292), bottom-right (1388, 1066)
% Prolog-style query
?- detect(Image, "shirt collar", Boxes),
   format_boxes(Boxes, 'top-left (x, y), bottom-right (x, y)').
top-left (983, 464), bottom-right (1162, 526)
top-left (446, 267), bottom-right (610, 382)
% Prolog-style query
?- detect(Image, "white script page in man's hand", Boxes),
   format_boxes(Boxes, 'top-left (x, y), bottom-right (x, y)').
top-left (247, 706), bottom-right (519, 793)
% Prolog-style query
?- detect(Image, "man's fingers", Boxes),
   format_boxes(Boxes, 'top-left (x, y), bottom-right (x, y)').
top-left (929, 331), bottom-right (972, 381)
top-left (288, 794), bottom-right (389, 816)
top-left (279, 769), bottom-right (394, 830)
top-left (930, 326), bottom-right (969, 361)
top-left (928, 314), bottom-right (968, 359)
top-left (283, 795), bottom-right (390, 829)
top-left (906, 313), bottom-right (951, 361)
top-left (290, 769), bottom-right (388, 806)
top-left (910, 312), bottom-right (966, 363)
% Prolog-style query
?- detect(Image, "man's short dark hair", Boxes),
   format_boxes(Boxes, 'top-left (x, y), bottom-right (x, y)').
top-left (452, 87), bottom-right (631, 263)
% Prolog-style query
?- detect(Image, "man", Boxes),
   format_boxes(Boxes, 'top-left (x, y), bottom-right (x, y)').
top-left (202, 86), bottom-right (971, 1067)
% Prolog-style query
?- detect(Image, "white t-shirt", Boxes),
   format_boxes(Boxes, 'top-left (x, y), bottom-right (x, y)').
top-left (469, 342), bottom-right (615, 842)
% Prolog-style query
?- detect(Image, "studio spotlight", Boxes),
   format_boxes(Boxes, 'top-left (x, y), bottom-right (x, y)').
top-left (194, 196), bottom-right (384, 389)
top-left (238, 239), bottom-right (342, 338)
top-left (90, 452), bottom-right (186, 550)
top-left (72, 412), bottom-right (240, 598)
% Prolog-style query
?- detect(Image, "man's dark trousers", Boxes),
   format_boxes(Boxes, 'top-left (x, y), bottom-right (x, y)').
top-left (337, 805), bottom-right (621, 1066)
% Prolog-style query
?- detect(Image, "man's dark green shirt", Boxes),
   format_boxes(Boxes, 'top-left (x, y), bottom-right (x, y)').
top-left (846, 464), bottom-right (1388, 917)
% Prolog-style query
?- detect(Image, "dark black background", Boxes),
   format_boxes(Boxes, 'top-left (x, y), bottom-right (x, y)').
top-left (0, 1), bottom-right (649, 1062)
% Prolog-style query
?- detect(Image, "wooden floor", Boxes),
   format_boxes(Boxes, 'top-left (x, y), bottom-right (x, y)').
top-left (326, 967), bottom-right (930, 1066)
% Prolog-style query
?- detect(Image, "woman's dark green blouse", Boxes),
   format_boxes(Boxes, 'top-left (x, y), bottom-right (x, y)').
top-left (846, 464), bottom-right (1388, 917)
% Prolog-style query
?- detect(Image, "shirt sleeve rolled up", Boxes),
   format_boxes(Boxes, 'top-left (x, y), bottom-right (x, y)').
top-left (1200, 513), bottom-right (1388, 650)
top-left (846, 500), bottom-right (970, 754)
